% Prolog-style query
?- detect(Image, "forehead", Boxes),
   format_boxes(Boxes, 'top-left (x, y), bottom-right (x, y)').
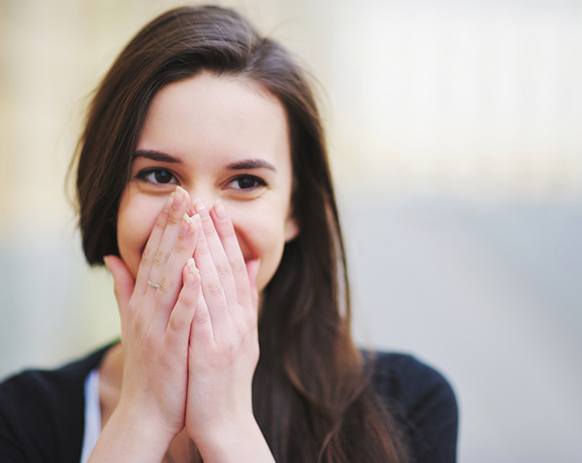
top-left (137, 71), bottom-right (291, 169)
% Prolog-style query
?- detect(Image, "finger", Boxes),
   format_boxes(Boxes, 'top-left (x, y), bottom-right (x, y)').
top-left (147, 187), bottom-right (191, 305)
top-left (195, 201), bottom-right (237, 308)
top-left (209, 201), bottom-right (252, 310)
top-left (104, 255), bottom-right (135, 316)
top-left (246, 258), bottom-right (261, 312)
top-left (166, 259), bottom-right (200, 345)
top-left (192, 209), bottom-right (232, 340)
top-left (189, 262), bottom-right (215, 348)
top-left (155, 212), bottom-right (201, 329)
top-left (134, 189), bottom-right (176, 295)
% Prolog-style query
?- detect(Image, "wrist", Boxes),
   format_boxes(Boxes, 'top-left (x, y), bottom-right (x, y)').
top-left (113, 400), bottom-right (177, 447)
top-left (193, 417), bottom-right (274, 463)
top-left (88, 404), bottom-right (176, 462)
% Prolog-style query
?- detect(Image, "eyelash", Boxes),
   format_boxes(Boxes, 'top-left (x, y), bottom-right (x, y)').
top-left (135, 167), bottom-right (268, 191)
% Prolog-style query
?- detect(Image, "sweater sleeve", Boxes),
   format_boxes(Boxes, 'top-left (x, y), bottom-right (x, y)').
top-left (0, 371), bottom-right (59, 462)
top-left (369, 352), bottom-right (459, 463)
top-left (0, 343), bottom-right (115, 463)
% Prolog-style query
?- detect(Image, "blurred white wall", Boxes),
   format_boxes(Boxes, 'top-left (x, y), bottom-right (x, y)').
top-left (1, 1), bottom-right (581, 462)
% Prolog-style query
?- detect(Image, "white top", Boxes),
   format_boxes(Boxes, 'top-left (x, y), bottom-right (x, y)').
top-left (80, 368), bottom-right (101, 463)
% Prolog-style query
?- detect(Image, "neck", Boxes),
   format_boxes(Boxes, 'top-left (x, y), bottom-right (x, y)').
top-left (99, 341), bottom-right (124, 395)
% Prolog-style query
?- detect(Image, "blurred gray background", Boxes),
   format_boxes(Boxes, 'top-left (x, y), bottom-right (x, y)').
top-left (1, 1), bottom-right (581, 462)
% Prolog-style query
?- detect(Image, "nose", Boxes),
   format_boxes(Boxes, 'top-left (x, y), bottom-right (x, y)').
top-left (183, 187), bottom-right (217, 215)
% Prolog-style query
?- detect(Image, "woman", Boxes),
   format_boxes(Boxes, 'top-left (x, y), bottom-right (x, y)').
top-left (0, 5), bottom-right (458, 462)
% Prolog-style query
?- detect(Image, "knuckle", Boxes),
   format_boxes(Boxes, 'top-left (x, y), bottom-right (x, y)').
top-left (219, 338), bottom-right (238, 360)
top-left (169, 311), bottom-right (189, 332)
top-left (242, 312), bottom-right (258, 334)
top-left (196, 243), bottom-right (209, 256)
top-left (202, 221), bottom-right (215, 237)
top-left (203, 229), bottom-right (214, 241)
top-left (143, 331), bottom-right (158, 351)
top-left (215, 261), bottom-right (231, 278)
top-left (153, 251), bottom-right (170, 266)
top-left (166, 213), bottom-right (181, 226)
top-left (206, 280), bottom-right (223, 296)
top-left (151, 290), bottom-right (167, 303)
top-left (173, 243), bottom-right (187, 255)
top-left (231, 259), bottom-right (246, 275)
top-left (112, 283), bottom-right (122, 302)
top-left (179, 291), bottom-right (196, 308)
top-left (249, 340), bottom-right (260, 362)
top-left (242, 308), bottom-right (257, 327)
top-left (154, 211), bottom-right (167, 230)
top-left (232, 321), bottom-right (247, 341)
top-left (125, 297), bottom-right (139, 317)
top-left (177, 222), bottom-right (190, 242)
top-left (212, 214), bottom-right (226, 227)
top-left (221, 224), bottom-right (236, 238)
top-left (141, 247), bottom-right (152, 262)
top-left (194, 308), bottom-right (210, 325)
top-left (132, 310), bottom-right (148, 332)
top-left (157, 277), bottom-right (169, 293)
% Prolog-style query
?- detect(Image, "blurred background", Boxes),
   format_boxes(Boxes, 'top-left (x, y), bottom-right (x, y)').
top-left (1, 0), bottom-right (581, 461)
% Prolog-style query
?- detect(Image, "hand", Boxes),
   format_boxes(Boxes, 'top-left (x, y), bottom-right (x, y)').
top-left (103, 186), bottom-right (201, 442)
top-left (184, 199), bottom-right (262, 450)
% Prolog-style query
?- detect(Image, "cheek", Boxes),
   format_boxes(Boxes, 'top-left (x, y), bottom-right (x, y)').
top-left (117, 191), bottom-right (292, 292)
top-left (232, 212), bottom-right (287, 293)
top-left (116, 191), bottom-right (158, 279)
top-left (255, 242), bottom-right (285, 293)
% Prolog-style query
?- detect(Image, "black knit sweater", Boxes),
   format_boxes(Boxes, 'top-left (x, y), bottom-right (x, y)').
top-left (0, 342), bottom-right (458, 462)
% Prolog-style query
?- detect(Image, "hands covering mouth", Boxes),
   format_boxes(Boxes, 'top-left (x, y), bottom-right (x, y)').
top-left (100, 185), bottom-right (269, 461)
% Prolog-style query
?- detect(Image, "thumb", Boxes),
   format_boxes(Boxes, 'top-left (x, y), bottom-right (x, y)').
top-left (103, 255), bottom-right (135, 313)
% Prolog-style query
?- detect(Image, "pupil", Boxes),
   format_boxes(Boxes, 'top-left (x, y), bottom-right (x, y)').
top-left (155, 170), bottom-right (172, 183)
top-left (239, 177), bottom-right (254, 189)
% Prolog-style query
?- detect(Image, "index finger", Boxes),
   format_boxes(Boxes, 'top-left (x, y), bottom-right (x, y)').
top-left (209, 201), bottom-right (252, 309)
top-left (134, 189), bottom-right (176, 295)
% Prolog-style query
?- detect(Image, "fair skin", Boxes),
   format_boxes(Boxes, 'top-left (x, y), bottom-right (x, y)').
top-left (89, 71), bottom-right (299, 462)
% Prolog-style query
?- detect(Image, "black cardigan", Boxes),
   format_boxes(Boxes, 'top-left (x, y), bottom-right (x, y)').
top-left (0, 342), bottom-right (458, 462)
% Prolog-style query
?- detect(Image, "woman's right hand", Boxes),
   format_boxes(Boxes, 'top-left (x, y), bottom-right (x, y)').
top-left (96, 186), bottom-right (201, 457)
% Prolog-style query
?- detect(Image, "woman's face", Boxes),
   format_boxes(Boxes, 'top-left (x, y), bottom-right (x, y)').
top-left (116, 71), bottom-right (299, 294)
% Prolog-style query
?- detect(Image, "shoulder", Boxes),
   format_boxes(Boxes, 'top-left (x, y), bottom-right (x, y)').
top-left (363, 350), bottom-right (458, 415)
top-left (362, 350), bottom-right (459, 463)
top-left (0, 341), bottom-right (117, 462)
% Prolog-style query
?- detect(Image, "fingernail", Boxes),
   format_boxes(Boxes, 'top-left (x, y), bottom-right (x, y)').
top-left (173, 187), bottom-right (184, 207)
top-left (187, 257), bottom-right (198, 275)
top-left (213, 200), bottom-right (225, 218)
top-left (183, 213), bottom-right (193, 224)
top-left (166, 191), bottom-right (175, 208)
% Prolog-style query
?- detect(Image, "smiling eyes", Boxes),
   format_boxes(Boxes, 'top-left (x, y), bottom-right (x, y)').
top-left (135, 167), bottom-right (268, 191)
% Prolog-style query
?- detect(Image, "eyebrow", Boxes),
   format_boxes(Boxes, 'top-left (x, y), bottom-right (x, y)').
top-left (132, 149), bottom-right (278, 173)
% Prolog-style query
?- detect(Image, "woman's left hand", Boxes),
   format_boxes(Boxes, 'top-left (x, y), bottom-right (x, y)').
top-left (184, 200), bottom-right (271, 460)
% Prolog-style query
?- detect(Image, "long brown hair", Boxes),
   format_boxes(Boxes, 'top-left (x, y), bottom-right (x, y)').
top-left (66, 5), bottom-right (408, 462)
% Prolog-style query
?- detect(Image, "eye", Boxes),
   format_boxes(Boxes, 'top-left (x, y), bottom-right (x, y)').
top-left (227, 175), bottom-right (267, 191)
top-left (135, 168), bottom-right (267, 192)
top-left (136, 168), bottom-right (178, 185)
